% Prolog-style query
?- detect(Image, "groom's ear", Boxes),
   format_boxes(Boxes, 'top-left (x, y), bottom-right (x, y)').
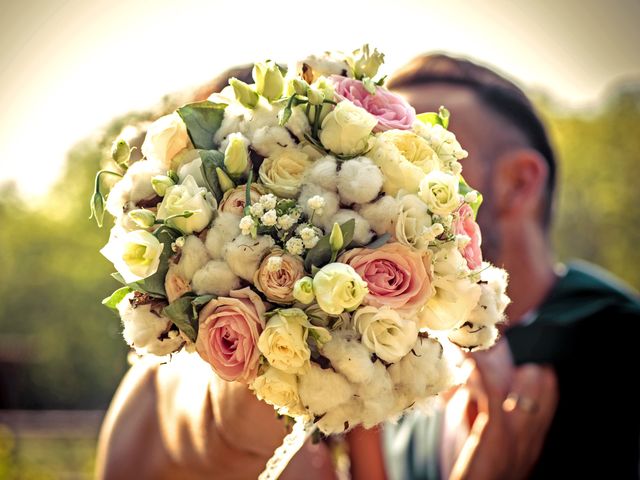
top-left (492, 148), bottom-right (549, 222)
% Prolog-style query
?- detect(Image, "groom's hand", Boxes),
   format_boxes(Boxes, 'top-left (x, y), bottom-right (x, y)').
top-left (450, 340), bottom-right (558, 480)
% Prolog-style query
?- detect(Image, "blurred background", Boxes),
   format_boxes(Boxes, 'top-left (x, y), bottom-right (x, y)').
top-left (0, 0), bottom-right (639, 477)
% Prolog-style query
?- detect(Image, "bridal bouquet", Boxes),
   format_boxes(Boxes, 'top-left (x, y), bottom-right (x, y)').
top-left (92, 45), bottom-right (508, 445)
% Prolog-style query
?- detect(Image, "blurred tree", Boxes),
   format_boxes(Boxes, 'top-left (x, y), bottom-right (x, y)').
top-left (0, 84), bottom-right (638, 409)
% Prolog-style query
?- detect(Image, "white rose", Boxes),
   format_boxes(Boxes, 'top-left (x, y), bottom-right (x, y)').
top-left (259, 147), bottom-right (312, 198)
top-left (418, 244), bottom-right (481, 330)
top-left (370, 130), bottom-right (439, 196)
top-left (156, 175), bottom-right (215, 234)
top-left (141, 113), bottom-right (192, 169)
top-left (117, 292), bottom-right (184, 356)
top-left (395, 194), bottom-right (433, 252)
top-left (258, 308), bottom-right (330, 375)
top-left (418, 170), bottom-right (461, 216)
top-left (251, 366), bottom-right (305, 416)
top-left (100, 228), bottom-right (164, 284)
top-left (319, 101), bottom-right (377, 157)
top-left (312, 263), bottom-right (368, 315)
top-left (177, 156), bottom-right (209, 189)
top-left (353, 306), bottom-right (418, 363)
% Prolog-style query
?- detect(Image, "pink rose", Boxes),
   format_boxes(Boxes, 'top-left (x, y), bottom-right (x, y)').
top-left (330, 75), bottom-right (416, 132)
top-left (339, 242), bottom-right (432, 315)
top-left (196, 287), bottom-right (267, 383)
top-left (453, 204), bottom-right (483, 270)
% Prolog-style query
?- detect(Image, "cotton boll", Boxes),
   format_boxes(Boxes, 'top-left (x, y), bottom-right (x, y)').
top-left (356, 196), bottom-right (399, 236)
top-left (213, 102), bottom-right (248, 145)
top-left (286, 107), bottom-right (311, 141)
top-left (448, 323), bottom-right (499, 352)
top-left (356, 361), bottom-right (395, 429)
top-left (244, 101), bottom-right (282, 140)
top-left (321, 331), bottom-right (376, 384)
top-left (106, 160), bottom-right (164, 217)
top-left (223, 234), bottom-right (275, 281)
top-left (388, 336), bottom-right (454, 401)
top-left (316, 398), bottom-right (363, 435)
top-left (250, 126), bottom-right (296, 158)
top-left (298, 185), bottom-right (340, 228)
top-left (191, 260), bottom-right (242, 296)
top-left (448, 265), bottom-right (510, 351)
top-left (327, 209), bottom-right (373, 245)
top-left (304, 155), bottom-right (338, 192)
top-left (337, 157), bottom-right (384, 205)
top-left (174, 235), bottom-right (210, 282)
top-left (298, 363), bottom-right (354, 416)
top-left (205, 213), bottom-right (241, 259)
top-left (117, 293), bottom-right (184, 356)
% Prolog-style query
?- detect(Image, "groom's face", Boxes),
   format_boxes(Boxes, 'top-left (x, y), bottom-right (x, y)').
top-left (392, 83), bottom-right (503, 263)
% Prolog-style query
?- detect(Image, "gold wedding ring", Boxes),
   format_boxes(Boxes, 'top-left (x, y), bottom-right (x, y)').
top-left (502, 392), bottom-right (539, 413)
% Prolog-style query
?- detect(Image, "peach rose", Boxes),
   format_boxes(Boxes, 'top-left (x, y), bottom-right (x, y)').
top-left (196, 288), bottom-right (267, 383)
top-left (339, 242), bottom-right (432, 315)
top-left (218, 184), bottom-right (264, 216)
top-left (254, 249), bottom-right (305, 304)
top-left (453, 204), bottom-right (482, 270)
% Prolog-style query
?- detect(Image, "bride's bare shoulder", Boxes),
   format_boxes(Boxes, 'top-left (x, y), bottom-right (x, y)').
top-left (95, 353), bottom-right (213, 479)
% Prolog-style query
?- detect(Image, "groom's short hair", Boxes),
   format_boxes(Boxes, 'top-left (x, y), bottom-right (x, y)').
top-left (387, 54), bottom-right (556, 229)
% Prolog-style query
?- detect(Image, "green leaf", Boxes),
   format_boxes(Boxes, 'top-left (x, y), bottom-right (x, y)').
top-left (163, 296), bottom-right (197, 342)
top-left (101, 286), bottom-right (133, 310)
top-left (459, 176), bottom-right (483, 219)
top-left (191, 294), bottom-right (215, 318)
top-left (177, 101), bottom-right (227, 150)
top-left (364, 232), bottom-right (391, 249)
top-left (199, 149), bottom-right (225, 201)
top-left (417, 112), bottom-right (441, 127)
top-left (304, 219), bottom-right (356, 271)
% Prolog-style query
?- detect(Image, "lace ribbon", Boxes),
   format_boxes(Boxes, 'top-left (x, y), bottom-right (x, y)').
top-left (258, 419), bottom-right (315, 480)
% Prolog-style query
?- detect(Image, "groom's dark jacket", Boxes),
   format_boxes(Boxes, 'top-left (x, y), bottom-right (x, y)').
top-left (384, 262), bottom-right (640, 479)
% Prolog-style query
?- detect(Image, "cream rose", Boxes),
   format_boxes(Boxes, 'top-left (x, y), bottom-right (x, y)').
top-left (312, 263), bottom-right (368, 315)
top-left (141, 113), bottom-right (192, 169)
top-left (259, 148), bottom-right (311, 198)
top-left (218, 183), bottom-right (264, 216)
top-left (418, 170), bottom-right (461, 216)
top-left (258, 308), bottom-right (330, 374)
top-left (100, 228), bottom-right (164, 284)
top-left (156, 175), bottom-right (215, 234)
top-left (370, 130), bottom-right (439, 196)
top-left (353, 305), bottom-right (418, 363)
top-left (395, 194), bottom-right (433, 252)
top-left (251, 366), bottom-right (305, 416)
top-left (319, 100), bottom-right (377, 157)
top-left (254, 249), bottom-right (305, 304)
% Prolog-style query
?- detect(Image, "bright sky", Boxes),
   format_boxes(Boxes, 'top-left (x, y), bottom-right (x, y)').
top-left (1, 0), bottom-right (639, 197)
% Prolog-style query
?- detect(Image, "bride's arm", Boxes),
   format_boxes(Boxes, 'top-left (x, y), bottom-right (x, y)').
top-left (94, 354), bottom-right (289, 480)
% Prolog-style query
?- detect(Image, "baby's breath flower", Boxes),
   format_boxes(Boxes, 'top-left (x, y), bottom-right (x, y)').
top-left (249, 203), bottom-right (265, 217)
top-left (266, 255), bottom-right (284, 272)
top-left (285, 237), bottom-right (305, 256)
top-left (260, 194), bottom-right (277, 210)
top-left (277, 214), bottom-right (296, 230)
top-left (261, 209), bottom-right (278, 227)
top-left (307, 195), bottom-right (326, 212)
top-left (239, 215), bottom-right (255, 235)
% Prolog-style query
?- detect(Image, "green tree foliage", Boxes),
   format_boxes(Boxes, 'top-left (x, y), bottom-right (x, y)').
top-left (0, 86), bottom-right (638, 409)
top-left (536, 84), bottom-right (640, 290)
